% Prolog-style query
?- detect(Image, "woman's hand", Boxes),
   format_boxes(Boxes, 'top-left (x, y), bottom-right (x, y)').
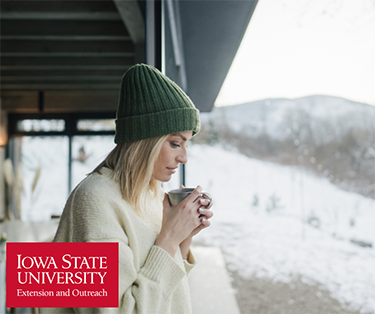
top-left (178, 185), bottom-right (213, 259)
top-left (155, 186), bottom-right (207, 257)
top-left (181, 184), bottom-right (213, 236)
top-left (179, 192), bottom-right (213, 259)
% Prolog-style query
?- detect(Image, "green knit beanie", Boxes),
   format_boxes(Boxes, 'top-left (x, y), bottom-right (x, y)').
top-left (114, 64), bottom-right (200, 143)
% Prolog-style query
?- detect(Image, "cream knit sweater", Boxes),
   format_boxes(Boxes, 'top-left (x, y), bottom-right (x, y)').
top-left (40, 167), bottom-right (195, 314)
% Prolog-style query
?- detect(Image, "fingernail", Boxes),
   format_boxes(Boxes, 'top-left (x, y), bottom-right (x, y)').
top-left (199, 208), bottom-right (205, 213)
top-left (197, 185), bottom-right (202, 192)
top-left (202, 218), bottom-right (207, 223)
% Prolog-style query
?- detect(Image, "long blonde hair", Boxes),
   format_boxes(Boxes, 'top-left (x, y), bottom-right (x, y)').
top-left (92, 135), bottom-right (168, 214)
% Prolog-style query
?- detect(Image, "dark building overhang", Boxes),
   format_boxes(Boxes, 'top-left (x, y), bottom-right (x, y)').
top-left (0, 0), bottom-right (258, 114)
top-left (179, 0), bottom-right (258, 112)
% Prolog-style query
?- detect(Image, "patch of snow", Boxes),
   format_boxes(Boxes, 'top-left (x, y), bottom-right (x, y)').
top-left (186, 144), bottom-right (375, 314)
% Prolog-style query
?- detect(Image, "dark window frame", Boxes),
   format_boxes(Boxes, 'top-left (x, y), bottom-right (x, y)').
top-left (7, 112), bottom-right (116, 194)
top-left (8, 112), bottom-right (116, 138)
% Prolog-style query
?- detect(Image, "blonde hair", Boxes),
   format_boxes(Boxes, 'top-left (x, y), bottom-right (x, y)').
top-left (92, 135), bottom-right (168, 214)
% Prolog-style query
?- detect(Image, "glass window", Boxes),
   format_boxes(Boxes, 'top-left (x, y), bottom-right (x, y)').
top-left (71, 136), bottom-right (116, 189)
top-left (77, 119), bottom-right (115, 132)
top-left (16, 136), bottom-right (69, 221)
top-left (17, 119), bottom-right (65, 132)
top-left (8, 135), bottom-right (116, 221)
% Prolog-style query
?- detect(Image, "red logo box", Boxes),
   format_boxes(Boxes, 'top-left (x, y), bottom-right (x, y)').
top-left (6, 242), bottom-right (119, 308)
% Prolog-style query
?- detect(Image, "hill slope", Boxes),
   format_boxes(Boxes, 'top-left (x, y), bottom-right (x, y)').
top-left (202, 95), bottom-right (375, 138)
top-left (181, 144), bottom-right (375, 314)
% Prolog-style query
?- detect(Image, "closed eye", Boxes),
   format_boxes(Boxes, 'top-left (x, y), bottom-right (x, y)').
top-left (170, 141), bottom-right (181, 148)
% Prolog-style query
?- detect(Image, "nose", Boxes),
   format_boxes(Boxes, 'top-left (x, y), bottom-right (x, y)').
top-left (177, 148), bottom-right (188, 164)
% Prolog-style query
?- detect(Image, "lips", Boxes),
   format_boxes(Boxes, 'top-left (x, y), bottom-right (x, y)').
top-left (167, 167), bottom-right (178, 174)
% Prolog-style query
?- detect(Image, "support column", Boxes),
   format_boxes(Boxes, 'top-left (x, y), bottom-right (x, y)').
top-left (146, 0), bottom-right (162, 69)
top-left (0, 105), bottom-right (8, 221)
top-left (0, 147), bottom-right (5, 221)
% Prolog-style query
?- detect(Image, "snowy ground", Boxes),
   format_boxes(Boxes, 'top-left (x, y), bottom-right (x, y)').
top-left (19, 138), bottom-right (375, 313)
top-left (182, 145), bottom-right (375, 314)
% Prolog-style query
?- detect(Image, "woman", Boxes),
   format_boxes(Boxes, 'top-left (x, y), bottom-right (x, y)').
top-left (42, 64), bottom-right (213, 313)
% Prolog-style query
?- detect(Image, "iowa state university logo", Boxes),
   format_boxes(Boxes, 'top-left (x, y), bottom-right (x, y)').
top-left (6, 242), bottom-right (118, 308)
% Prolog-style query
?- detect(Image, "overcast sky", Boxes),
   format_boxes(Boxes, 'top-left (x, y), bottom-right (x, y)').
top-left (215, 0), bottom-right (375, 107)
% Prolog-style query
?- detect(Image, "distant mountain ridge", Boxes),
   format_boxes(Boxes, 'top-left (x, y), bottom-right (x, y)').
top-left (202, 95), bottom-right (375, 138)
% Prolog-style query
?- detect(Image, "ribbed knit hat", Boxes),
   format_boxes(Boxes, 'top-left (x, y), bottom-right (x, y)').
top-left (114, 64), bottom-right (200, 143)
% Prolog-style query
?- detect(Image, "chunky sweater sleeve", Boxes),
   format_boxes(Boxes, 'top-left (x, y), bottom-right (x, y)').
top-left (183, 250), bottom-right (196, 276)
top-left (52, 173), bottom-right (190, 314)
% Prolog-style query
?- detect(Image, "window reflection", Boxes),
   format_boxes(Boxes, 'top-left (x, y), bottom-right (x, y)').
top-left (17, 120), bottom-right (65, 132)
top-left (77, 119), bottom-right (115, 132)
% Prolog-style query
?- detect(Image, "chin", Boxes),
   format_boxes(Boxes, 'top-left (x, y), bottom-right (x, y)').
top-left (160, 176), bottom-right (172, 183)
top-left (153, 174), bottom-right (172, 182)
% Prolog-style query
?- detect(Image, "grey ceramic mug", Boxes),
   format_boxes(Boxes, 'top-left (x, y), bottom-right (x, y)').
top-left (167, 188), bottom-right (212, 206)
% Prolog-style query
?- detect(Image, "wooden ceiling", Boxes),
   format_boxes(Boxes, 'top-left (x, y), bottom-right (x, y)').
top-left (1, 0), bottom-right (259, 115)
top-left (0, 0), bottom-right (145, 113)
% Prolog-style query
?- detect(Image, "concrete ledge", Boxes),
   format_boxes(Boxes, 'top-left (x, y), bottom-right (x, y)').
top-left (189, 246), bottom-right (241, 314)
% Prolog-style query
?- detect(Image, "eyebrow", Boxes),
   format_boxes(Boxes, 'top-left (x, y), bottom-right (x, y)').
top-left (170, 133), bottom-right (187, 141)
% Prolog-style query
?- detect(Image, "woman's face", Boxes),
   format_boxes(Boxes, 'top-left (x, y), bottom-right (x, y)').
top-left (152, 131), bottom-right (193, 182)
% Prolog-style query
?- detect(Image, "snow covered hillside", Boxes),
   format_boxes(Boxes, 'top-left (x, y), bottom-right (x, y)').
top-left (183, 144), bottom-right (374, 314)
top-left (197, 95), bottom-right (375, 201)
top-left (201, 95), bottom-right (375, 139)
top-left (19, 137), bottom-right (375, 313)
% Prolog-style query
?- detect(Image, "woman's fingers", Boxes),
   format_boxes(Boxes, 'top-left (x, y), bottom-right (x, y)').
top-left (200, 217), bottom-right (211, 227)
top-left (198, 207), bottom-right (213, 219)
top-left (163, 185), bottom-right (211, 232)
top-left (180, 185), bottom-right (202, 206)
top-left (190, 219), bottom-right (211, 237)
top-left (199, 198), bottom-right (213, 209)
top-left (163, 193), bottom-right (172, 211)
